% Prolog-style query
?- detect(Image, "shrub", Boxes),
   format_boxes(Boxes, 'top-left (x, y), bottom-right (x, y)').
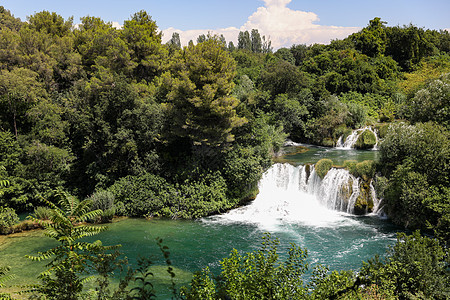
top-left (315, 159), bottom-right (333, 179)
top-left (0, 207), bottom-right (19, 234)
top-left (181, 234), bottom-right (310, 299)
top-left (360, 231), bottom-right (449, 299)
top-left (345, 160), bottom-right (376, 181)
top-left (87, 190), bottom-right (116, 223)
top-left (108, 172), bottom-right (232, 219)
top-left (108, 174), bottom-right (175, 218)
top-left (32, 206), bottom-right (53, 220)
top-left (354, 129), bottom-right (377, 149)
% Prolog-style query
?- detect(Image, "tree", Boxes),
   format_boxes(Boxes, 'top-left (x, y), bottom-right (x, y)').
top-left (27, 11), bottom-right (73, 38)
top-left (227, 41), bottom-right (235, 52)
top-left (385, 24), bottom-right (437, 71)
top-left (407, 73), bottom-right (450, 128)
top-left (290, 44), bottom-right (308, 66)
top-left (259, 59), bottom-right (309, 96)
top-left (75, 16), bottom-right (132, 75)
top-left (165, 37), bottom-right (247, 146)
top-left (0, 6), bottom-right (22, 31)
top-left (274, 48), bottom-right (295, 65)
top-left (167, 32), bottom-right (181, 50)
top-left (0, 166), bottom-right (8, 197)
top-left (121, 11), bottom-right (168, 81)
top-left (360, 231), bottom-right (450, 299)
top-left (251, 29), bottom-right (262, 53)
top-left (237, 31), bottom-right (251, 51)
top-left (26, 190), bottom-right (118, 300)
top-left (351, 17), bottom-right (387, 57)
top-left (196, 34), bottom-right (206, 44)
top-left (0, 68), bottom-right (46, 138)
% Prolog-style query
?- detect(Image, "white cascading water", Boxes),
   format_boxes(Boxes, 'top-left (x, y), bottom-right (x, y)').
top-left (336, 127), bottom-right (378, 149)
top-left (210, 163), bottom-right (375, 229)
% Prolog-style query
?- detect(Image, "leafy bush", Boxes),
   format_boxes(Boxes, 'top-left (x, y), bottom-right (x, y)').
top-left (108, 172), bottom-right (232, 219)
top-left (380, 122), bottom-right (450, 243)
top-left (344, 160), bottom-right (376, 181)
top-left (32, 206), bottom-right (53, 220)
top-left (354, 129), bottom-right (377, 149)
top-left (108, 174), bottom-right (176, 218)
top-left (87, 190), bottom-right (116, 223)
top-left (315, 159), bottom-right (333, 179)
top-left (181, 234), bottom-right (310, 299)
top-left (407, 73), bottom-right (450, 129)
top-left (360, 231), bottom-right (450, 299)
top-left (0, 206), bottom-right (19, 234)
top-left (380, 122), bottom-right (450, 185)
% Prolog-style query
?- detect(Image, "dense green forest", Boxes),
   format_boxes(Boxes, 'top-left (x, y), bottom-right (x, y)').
top-left (0, 6), bottom-right (449, 299)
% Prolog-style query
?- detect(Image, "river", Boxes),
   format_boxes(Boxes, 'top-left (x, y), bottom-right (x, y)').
top-left (0, 143), bottom-right (399, 298)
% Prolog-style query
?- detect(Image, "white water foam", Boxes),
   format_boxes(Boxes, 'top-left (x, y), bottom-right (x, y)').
top-left (336, 127), bottom-right (379, 150)
top-left (206, 164), bottom-right (363, 230)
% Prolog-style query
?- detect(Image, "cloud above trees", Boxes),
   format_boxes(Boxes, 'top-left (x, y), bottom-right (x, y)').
top-left (161, 0), bottom-right (360, 49)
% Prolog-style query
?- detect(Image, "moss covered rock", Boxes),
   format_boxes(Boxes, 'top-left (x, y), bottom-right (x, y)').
top-left (354, 129), bottom-right (377, 150)
top-left (345, 160), bottom-right (376, 182)
top-left (353, 181), bottom-right (374, 215)
top-left (315, 159), bottom-right (333, 179)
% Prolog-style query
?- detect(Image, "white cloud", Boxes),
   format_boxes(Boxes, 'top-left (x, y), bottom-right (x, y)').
top-left (161, 0), bottom-right (360, 49)
top-left (111, 21), bottom-right (123, 30)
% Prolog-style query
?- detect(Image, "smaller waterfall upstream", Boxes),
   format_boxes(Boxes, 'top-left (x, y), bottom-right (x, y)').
top-left (213, 163), bottom-right (379, 228)
top-left (336, 127), bottom-right (378, 149)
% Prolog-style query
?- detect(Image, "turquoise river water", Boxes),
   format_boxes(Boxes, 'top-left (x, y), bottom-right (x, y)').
top-left (0, 144), bottom-right (399, 298)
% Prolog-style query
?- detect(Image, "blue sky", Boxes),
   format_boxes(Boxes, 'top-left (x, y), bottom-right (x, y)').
top-left (2, 0), bottom-right (449, 48)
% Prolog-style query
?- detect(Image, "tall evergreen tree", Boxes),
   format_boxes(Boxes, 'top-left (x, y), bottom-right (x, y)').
top-left (166, 36), bottom-right (247, 146)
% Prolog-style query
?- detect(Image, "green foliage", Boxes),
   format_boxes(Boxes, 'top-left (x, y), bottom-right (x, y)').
top-left (272, 93), bottom-right (308, 139)
top-left (0, 206), bottom-right (19, 234)
top-left (165, 36), bottom-right (247, 146)
top-left (315, 159), bottom-right (333, 179)
top-left (0, 67), bottom-right (46, 137)
top-left (380, 122), bottom-right (450, 243)
top-left (86, 190), bottom-right (116, 223)
top-left (351, 18), bottom-right (387, 57)
top-left (122, 10), bottom-right (167, 81)
top-left (0, 265), bottom-right (14, 300)
top-left (108, 171), bottom-right (232, 219)
top-left (0, 6), bottom-right (22, 31)
top-left (308, 265), bottom-right (357, 300)
top-left (385, 24), bottom-right (438, 71)
top-left (305, 95), bottom-right (349, 145)
top-left (27, 11), bottom-right (73, 38)
top-left (345, 102), bottom-right (368, 128)
top-left (380, 122), bottom-right (450, 184)
top-left (25, 190), bottom-right (118, 300)
top-left (274, 47), bottom-right (295, 65)
top-left (302, 48), bottom-right (398, 95)
top-left (354, 129), bottom-right (377, 150)
top-left (259, 58), bottom-right (309, 96)
top-left (360, 231), bottom-right (450, 299)
top-left (406, 73), bottom-right (450, 128)
top-left (344, 160), bottom-right (376, 182)
top-left (182, 234), bottom-right (310, 299)
top-left (31, 206), bottom-right (53, 220)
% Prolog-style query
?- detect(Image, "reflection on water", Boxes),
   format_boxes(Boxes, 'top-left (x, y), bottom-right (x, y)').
top-left (276, 143), bottom-right (379, 166)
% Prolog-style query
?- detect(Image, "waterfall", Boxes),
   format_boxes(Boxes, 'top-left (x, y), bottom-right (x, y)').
top-left (336, 127), bottom-right (378, 149)
top-left (213, 163), bottom-right (377, 228)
